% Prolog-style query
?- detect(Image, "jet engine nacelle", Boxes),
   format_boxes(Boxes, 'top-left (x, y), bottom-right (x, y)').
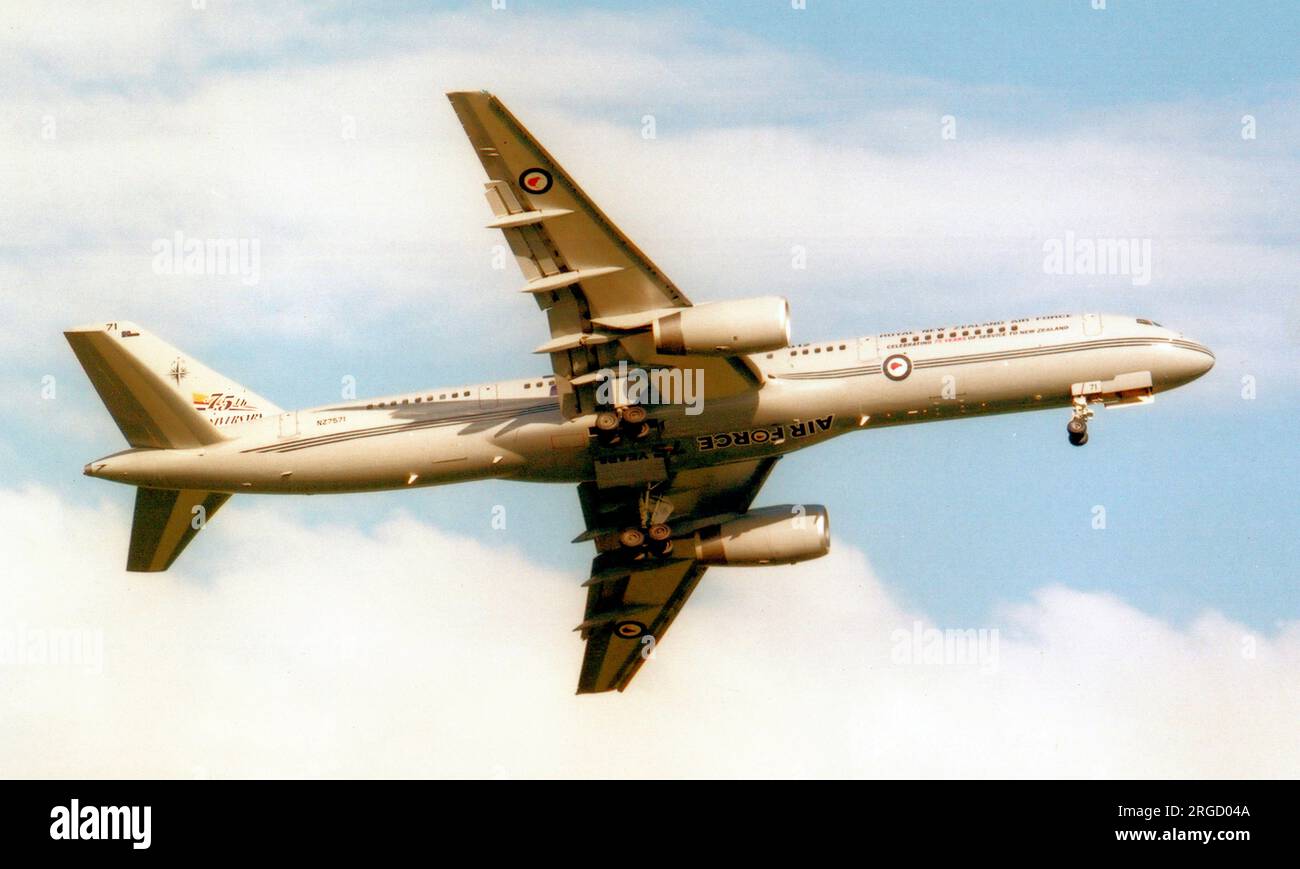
top-left (652, 296), bottom-right (790, 355)
top-left (692, 505), bottom-right (830, 566)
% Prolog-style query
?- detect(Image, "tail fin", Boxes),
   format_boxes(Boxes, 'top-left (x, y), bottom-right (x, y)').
top-left (128, 487), bottom-right (231, 572)
top-left (64, 320), bottom-right (281, 449)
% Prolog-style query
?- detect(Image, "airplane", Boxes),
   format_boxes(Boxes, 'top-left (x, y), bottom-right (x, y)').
top-left (67, 91), bottom-right (1214, 694)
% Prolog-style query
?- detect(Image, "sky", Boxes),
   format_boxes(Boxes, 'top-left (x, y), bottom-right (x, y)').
top-left (1, 0), bottom-right (1297, 778)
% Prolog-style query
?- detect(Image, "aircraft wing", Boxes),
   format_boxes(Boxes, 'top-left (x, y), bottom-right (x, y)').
top-left (574, 457), bottom-right (779, 694)
top-left (446, 90), bottom-right (760, 418)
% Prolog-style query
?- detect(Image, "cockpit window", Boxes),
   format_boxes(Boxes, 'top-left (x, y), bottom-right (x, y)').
top-left (1135, 318), bottom-right (1163, 327)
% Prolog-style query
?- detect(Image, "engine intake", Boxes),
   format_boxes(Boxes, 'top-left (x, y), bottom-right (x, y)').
top-left (693, 505), bottom-right (830, 566)
top-left (653, 296), bottom-right (790, 355)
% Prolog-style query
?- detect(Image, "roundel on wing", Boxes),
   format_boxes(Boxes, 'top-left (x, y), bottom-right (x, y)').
top-left (614, 620), bottom-right (649, 639)
top-left (518, 167), bottom-right (553, 195)
top-left (882, 353), bottom-right (912, 381)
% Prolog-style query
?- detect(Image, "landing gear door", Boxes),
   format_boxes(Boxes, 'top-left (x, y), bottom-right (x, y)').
top-left (857, 336), bottom-right (879, 362)
top-left (1083, 313), bottom-right (1103, 336)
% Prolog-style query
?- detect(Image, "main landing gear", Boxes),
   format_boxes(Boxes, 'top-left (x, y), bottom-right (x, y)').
top-left (619, 522), bottom-right (673, 558)
top-left (594, 405), bottom-right (652, 446)
top-left (614, 487), bottom-right (675, 560)
top-left (1067, 397), bottom-right (1093, 447)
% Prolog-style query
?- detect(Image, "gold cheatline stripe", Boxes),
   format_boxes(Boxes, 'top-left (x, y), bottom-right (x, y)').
top-left (245, 403), bottom-right (557, 454)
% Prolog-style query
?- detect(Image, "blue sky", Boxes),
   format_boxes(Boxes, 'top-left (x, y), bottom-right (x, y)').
top-left (702, 0), bottom-right (1300, 104)
top-left (1, 2), bottom-right (1297, 776)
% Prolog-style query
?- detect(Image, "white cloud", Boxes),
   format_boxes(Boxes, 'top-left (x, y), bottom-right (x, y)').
top-left (1, 485), bottom-right (1296, 778)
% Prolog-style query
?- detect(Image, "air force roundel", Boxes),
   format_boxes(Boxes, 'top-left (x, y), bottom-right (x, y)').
top-left (614, 620), bottom-right (649, 639)
top-left (518, 167), bottom-right (553, 194)
top-left (883, 353), bottom-right (912, 381)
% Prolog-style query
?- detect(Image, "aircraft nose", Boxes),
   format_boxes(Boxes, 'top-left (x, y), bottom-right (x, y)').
top-left (1168, 339), bottom-right (1215, 386)
top-left (1191, 345), bottom-right (1215, 376)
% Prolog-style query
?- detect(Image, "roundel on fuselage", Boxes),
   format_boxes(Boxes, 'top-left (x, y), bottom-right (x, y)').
top-left (883, 353), bottom-right (912, 381)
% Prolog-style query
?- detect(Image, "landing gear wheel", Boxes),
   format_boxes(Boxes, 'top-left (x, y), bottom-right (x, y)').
top-left (622, 405), bottom-right (647, 425)
top-left (619, 527), bottom-right (646, 548)
top-left (647, 523), bottom-right (671, 541)
top-left (595, 411), bottom-right (620, 432)
top-left (1066, 395), bottom-right (1094, 447)
top-left (1067, 416), bottom-right (1088, 446)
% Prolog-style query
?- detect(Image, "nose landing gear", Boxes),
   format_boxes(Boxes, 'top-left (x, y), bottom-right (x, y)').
top-left (1067, 397), bottom-right (1093, 447)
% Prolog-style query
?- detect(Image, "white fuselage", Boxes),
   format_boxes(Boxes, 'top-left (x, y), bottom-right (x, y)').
top-left (85, 313), bottom-right (1214, 494)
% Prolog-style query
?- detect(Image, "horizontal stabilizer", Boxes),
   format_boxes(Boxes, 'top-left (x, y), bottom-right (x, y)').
top-left (127, 487), bottom-right (230, 572)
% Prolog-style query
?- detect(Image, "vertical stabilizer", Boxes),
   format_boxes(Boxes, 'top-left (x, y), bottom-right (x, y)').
top-left (64, 321), bottom-right (281, 448)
